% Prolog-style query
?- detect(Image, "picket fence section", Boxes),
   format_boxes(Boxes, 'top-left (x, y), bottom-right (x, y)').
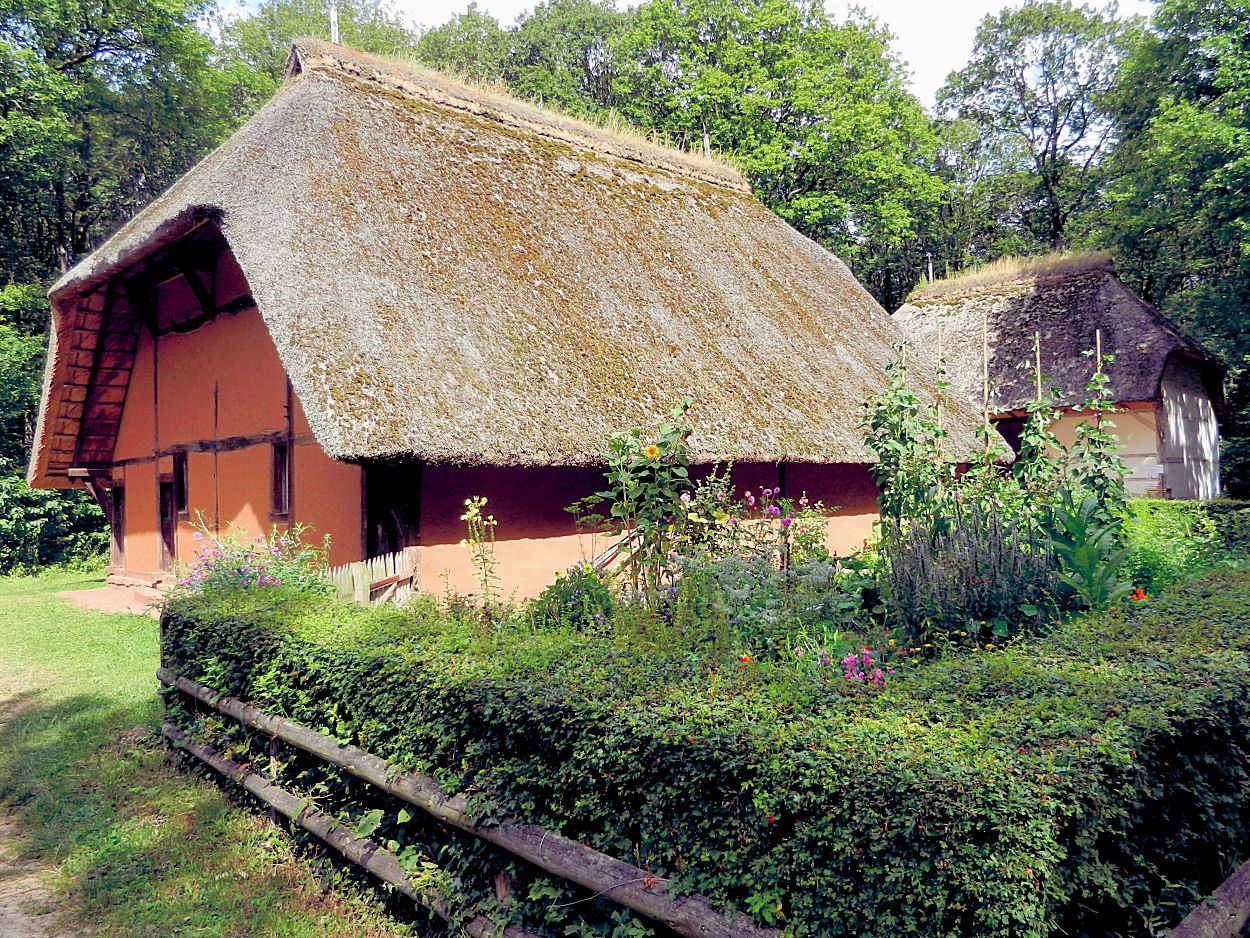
top-left (328, 546), bottom-right (420, 606)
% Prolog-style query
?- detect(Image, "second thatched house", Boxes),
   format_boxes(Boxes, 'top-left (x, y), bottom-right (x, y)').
top-left (28, 39), bottom-right (990, 597)
top-left (894, 254), bottom-right (1225, 500)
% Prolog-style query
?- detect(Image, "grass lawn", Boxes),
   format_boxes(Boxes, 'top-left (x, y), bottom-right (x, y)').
top-left (0, 569), bottom-right (415, 938)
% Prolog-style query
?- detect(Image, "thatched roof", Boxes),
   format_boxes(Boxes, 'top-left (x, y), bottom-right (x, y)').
top-left (894, 254), bottom-right (1225, 414)
top-left (31, 39), bottom-right (991, 485)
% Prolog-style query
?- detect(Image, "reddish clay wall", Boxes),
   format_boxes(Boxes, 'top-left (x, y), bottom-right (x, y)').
top-left (417, 462), bottom-right (880, 600)
top-left (295, 444), bottom-right (363, 566)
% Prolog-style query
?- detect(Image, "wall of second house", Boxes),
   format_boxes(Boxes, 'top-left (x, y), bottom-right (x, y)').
top-left (1047, 403), bottom-right (1166, 498)
top-left (406, 461), bottom-right (879, 600)
top-left (108, 262), bottom-right (361, 584)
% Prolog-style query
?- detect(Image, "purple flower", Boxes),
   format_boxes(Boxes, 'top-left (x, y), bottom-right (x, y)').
top-left (767, 505), bottom-right (780, 516)
top-left (781, 517), bottom-right (792, 528)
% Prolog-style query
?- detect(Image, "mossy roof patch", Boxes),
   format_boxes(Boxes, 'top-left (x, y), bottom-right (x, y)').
top-left (35, 40), bottom-right (992, 475)
top-left (894, 263), bottom-right (1224, 413)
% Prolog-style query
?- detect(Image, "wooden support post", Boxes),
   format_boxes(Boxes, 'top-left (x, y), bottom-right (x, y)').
top-left (268, 736), bottom-right (280, 825)
top-left (157, 669), bottom-right (777, 938)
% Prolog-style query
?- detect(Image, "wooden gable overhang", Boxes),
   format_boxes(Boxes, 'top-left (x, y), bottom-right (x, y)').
top-left (31, 220), bottom-right (250, 488)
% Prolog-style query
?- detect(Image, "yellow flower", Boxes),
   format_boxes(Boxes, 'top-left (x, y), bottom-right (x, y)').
top-left (644, 444), bottom-right (660, 459)
top-left (888, 639), bottom-right (895, 646)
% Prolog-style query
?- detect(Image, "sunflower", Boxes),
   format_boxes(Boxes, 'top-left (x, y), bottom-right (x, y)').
top-left (644, 444), bottom-right (660, 459)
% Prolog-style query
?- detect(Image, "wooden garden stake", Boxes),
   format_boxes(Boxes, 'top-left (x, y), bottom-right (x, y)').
top-left (982, 308), bottom-right (991, 460)
top-left (1034, 331), bottom-right (1043, 403)
top-left (1095, 328), bottom-right (1104, 430)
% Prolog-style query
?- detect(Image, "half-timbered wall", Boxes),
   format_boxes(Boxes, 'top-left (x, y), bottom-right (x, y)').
top-left (106, 249), bottom-right (362, 584)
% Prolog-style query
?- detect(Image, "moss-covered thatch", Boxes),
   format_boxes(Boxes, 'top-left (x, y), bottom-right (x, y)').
top-left (894, 253), bottom-right (1224, 413)
top-left (32, 39), bottom-right (989, 485)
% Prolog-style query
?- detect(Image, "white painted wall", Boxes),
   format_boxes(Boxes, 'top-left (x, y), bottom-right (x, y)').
top-left (1048, 406), bottom-right (1167, 498)
top-left (1159, 357), bottom-right (1221, 499)
top-left (1032, 359), bottom-right (1220, 499)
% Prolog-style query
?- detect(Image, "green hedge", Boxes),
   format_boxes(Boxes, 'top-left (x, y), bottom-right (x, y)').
top-left (161, 572), bottom-right (1250, 938)
top-left (1126, 497), bottom-right (1250, 551)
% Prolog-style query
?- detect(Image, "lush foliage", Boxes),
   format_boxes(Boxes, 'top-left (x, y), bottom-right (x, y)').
top-left (861, 344), bottom-right (1137, 634)
top-left (162, 568), bottom-right (1250, 938)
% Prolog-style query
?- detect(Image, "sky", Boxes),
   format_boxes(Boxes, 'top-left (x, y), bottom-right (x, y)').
top-left (399, 0), bottom-right (1155, 109)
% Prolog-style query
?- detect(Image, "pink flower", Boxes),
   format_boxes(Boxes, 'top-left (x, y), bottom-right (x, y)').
top-left (192, 531), bottom-right (203, 541)
top-left (680, 492), bottom-right (692, 503)
top-left (746, 495), bottom-right (756, 507)
top-left (799, 497), bottom-right (808, 507)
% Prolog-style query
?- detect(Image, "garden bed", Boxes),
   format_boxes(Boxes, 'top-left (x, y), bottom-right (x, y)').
top-left (162, 567), bottom-right (1250, 938)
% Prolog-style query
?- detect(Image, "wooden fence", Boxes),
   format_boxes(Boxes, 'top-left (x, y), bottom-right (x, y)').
top-left (157, 668), bottom-right (776, 938)
top-left (328, 547), bottom-right (419, 606)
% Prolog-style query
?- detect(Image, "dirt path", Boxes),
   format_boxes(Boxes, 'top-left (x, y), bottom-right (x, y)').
top-left (0, 679), bottom-right (87, 938)
top-left (0, 813), bottom-right (60, 937)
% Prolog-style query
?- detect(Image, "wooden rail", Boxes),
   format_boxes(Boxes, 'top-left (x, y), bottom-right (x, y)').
top-left (158, 668), bottom-right (776, 938)
top-left (1167, 857), bottom-right (1250, 938)
top-left (161, 724), bottom-right (539, 938)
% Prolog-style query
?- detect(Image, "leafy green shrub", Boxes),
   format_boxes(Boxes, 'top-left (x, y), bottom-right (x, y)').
top-left (1049, 490), bottom-right (1135, 610)
top-left (162, 571), bottom-right (1250, 938)
top-left (671, 552), bottom-right (866, 661)
top-left (1220, 438), bottom-right (1250, 499)
top-left (531, 564), bottom-right (613, 630)
top-left (1121, 499), bottom-right (1219, 590)
top-left (0, 473), bottom-right (106, 573)
top-left (1196, 499), bottom-right (1250, 552)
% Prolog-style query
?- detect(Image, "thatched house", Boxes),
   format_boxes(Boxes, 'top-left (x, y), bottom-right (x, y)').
top-left (29, 39), bottom-right (989, 596)
top-left (894, 254), bottom-right (1225, 499)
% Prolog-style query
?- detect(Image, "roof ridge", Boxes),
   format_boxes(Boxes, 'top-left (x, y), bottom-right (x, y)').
top-left (907, 251), bottom-right (1116, 304)
top-left (286, 38), bottom-right (749, 193)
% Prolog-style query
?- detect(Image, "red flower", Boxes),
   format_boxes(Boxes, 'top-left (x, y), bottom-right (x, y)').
top-left (1130, 588), bottom-right (1146, 601)
top-left (766, 814), bottom-right (775, 824)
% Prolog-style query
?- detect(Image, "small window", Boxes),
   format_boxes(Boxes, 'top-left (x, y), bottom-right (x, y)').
top-left (173, 452), bottom-right (189, 518)
top-left (272, 442), bottom-right (290, 517)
